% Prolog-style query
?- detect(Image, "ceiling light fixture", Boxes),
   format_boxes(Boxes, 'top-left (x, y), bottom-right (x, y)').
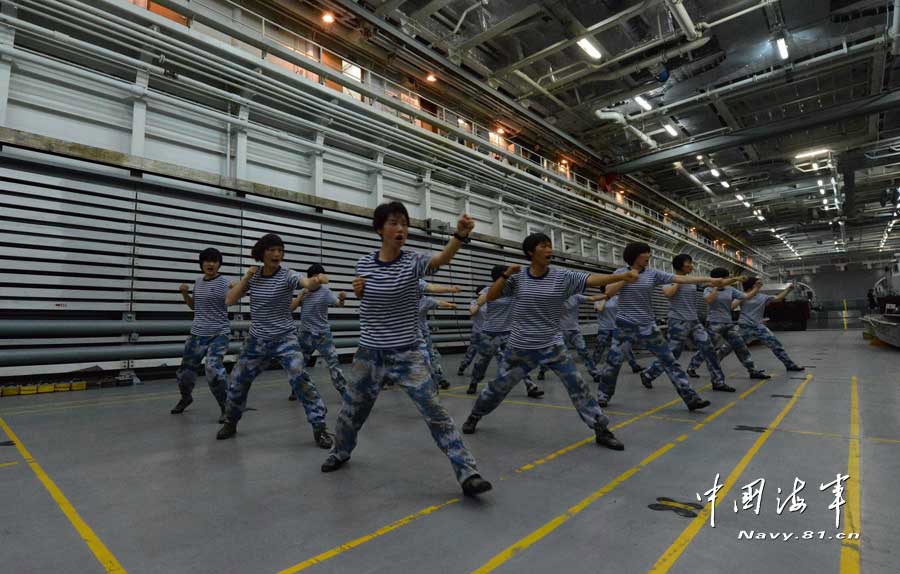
top-left (735, 194), bottom-right (744, 201)
top-left (696, 154), bottom-right (703, 160)
top-left (743, 201), bottom-right (751, 207)
top-left (426, 73), bottom-right (437, 82)
top-left (710, 168), bottom-right (721, 177)
top-left (322, 12), bottom-right (335, 24)
top-left (820, 188), bottom-right (825, 195)
top-left (496, 127), bottom-right (505, 135)
top-left (663, 124), bottom-right (678, 137)
top-left (721, 181), bottom-right (731, 188)
top-left (757, 215), bottom-right (766, 221)
top-left (577, 38), bottom-right (603, 60)
top-left (812, 162), bottom-right (819, 171)
top-left (796, 149), bottom-right (830, 159)
top-left (776, 37), bottom-right (789, 60)
top-left (634, 96), bottom-right (652, 111)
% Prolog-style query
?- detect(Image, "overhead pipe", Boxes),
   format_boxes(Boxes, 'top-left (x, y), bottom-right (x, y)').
top-left (665, 0), bottom-right (701, 40)
top-left (673, 161), bottom-right (714, 194)
top-left (892, 0), bottom-right (900, 55)
top-left (594, 110), bottom-right (659, 150)
top-left (10, 0), bottom-right (761, 270)
top-left (591, 36), bottom-right (711, 83)
top-left (451, 0), bottom-right (487, 35)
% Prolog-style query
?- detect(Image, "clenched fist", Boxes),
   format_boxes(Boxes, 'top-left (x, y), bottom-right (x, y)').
top-left (179, 283), bottom-right (190, 294)
top-left (456, 214), bottom-right (475, 237)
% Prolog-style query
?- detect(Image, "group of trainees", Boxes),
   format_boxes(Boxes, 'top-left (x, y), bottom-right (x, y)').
top-left (171, 200), bottom-right (802, 497)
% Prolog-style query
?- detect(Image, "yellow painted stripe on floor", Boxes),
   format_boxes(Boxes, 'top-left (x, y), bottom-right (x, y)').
top-left (841, 376), bottom-right (861, 574)
top-left (0, 460), bottom-right (19, 468)
top-left (647, 373), bottom-right (813, 574)
top-left (842, 299), bottom-right (848, 330)
top-left (277, 499), bottom-right (459, 573)
top-left (0, 416), bottom-right (126, 573)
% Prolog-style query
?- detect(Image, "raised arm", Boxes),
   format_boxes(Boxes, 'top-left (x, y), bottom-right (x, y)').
top-left (179, 283), bottom-right (194, 310)
top-left (335, 291), bottom-right (347, 307)
top-left (586, 269), bottom-right (639, 288)
top-left (603, 280), bottom-right (626, 298)
top-left (226, 266), bottom-right (257, 306)
top-left (745, 281), bottom-right (763, 299)
top-left (703, 285), bottom-right (719, 305)
top-left (428, 214), bottom-right (474, 271)
top-left (301, 273), bottom-right (329, 291)
top-left (290, 289), bottom-right (308, 312)
top-left (772, 283), bottom-right (794, 303)
top-left (486, 264), bottom-right (520, 302)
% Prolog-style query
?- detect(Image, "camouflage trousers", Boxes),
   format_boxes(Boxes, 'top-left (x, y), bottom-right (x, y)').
top-left (458, 331), bottom-right (486, 372)
top-left (423, 329), bottom-right (448, 384)
top-left (224, 334), bottom-right (327, 427)
top-left (470, 331), bottom-right (539, 392)
top-left (598, 321), bottom-right (701, 405)
top-left (716, 323), bottom-right (799, 369)
top-left (592, 329), bottom-right (641, 372)
top-left (643, 320), bottom-right (725, 387)
top-left (329, 343), bottom-right (479, 483)
top-left (688, 322), bottom-right (757, 374)
top-left (176, 333), bottom-right (228, 407)
top-left (539, 330), bottom-right (601, 379)
top-left (469, 343), bottom-right (609, 430)
top-left (298, 328), bottom-right (348, 397)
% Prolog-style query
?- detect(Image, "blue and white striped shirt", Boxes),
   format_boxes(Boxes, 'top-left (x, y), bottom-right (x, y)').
top-left (738, 293), bottom-right (772, 326)
top-left (560, 294), bottom-right (591, 331)
top-left (705, 286), bottom-right (746, 324)
top-left (504, 267), bottom-right (589, 349)
top-left (666, 283), bottom-right (703, 322)
top-left (190, 274), bottom-right (230, 337)
top-left (247, 267), bottom-right (304, 340)
top-left (299, 286), bottom-right (339, 334)
top-left (418, 296), bottom-right (439, 335)
top-left (614, 267), bottom-right (675, 325)
top-left (483, 290), bottom-right (514, 334)
top-left (356, 250), bottom-right (431, 349)
top-left (596, 295), bottom-right (621, 331)
top-left (470, 297), bottom-right (486, 332)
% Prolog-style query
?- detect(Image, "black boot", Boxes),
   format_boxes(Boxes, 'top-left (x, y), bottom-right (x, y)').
top-left (457, 367), bottom-right (466, 377)
top-left (686, 368), bottom-right (700, 378)
top-left (170, 396), bottom-right (193, 414)
top-left (466, 383), bottom-right (478, 395)
top-left (595, 427), bottom-right (624, 450)
top-left (313, 426), bottom-right (334, 449)
top-left (687, 397), bottom-right (711, 411)
top-left (321, 455), bottom-right (347, 472)
top-left (786, 365), bottom-right (805, 372)
top-left (527, 387), bottom-right (545, 398)
top-left (639, 371), bottom-right (653, 389)
top-left (632, 365), bottom-right (645, 374)
top-left (462, 415), bottom-right (479, 434)
top-left (288, 392), bottom-right (297, 401)
top-left (438, 379), bottom-right (451, 390)
top-left (712, 383), bottom-right (736, 392)
top-left (461, 474), bottom-right (493, 496)
top-left (749, 370), bottom-right (771, 379)
top-left (216, 421), bottom-right (237, 440)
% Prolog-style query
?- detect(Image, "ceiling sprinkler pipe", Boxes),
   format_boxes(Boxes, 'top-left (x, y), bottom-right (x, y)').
top-left (594, 110), bottom-right (659, 149)
top-left (666, 0), bottom-right (701, 40)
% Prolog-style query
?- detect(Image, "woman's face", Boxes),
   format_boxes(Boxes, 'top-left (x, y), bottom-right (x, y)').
top-left (263, 245), bottom-right (284, 267)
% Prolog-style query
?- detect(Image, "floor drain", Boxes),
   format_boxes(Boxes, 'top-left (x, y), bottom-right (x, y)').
top-left (734, 425), bottom-right (767, 433)
top-left (648, 497), bottom-right (703, 518)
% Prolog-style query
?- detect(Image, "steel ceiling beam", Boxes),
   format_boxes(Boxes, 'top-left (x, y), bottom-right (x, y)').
top-left (455, 4), bottom-right (544, 52)
top-left (409, 0), bottom-right (455, 21)
top-left (610, 87), bottom-right (900, 173)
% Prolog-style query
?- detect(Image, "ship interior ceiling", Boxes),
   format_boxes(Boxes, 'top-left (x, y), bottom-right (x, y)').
top-left (5, 1), bottom-right (900, 573)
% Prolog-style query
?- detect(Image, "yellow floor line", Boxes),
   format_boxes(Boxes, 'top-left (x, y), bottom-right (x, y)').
top-left (647, 373), bottom-right (813, 573)
top-left (841, 375), bottom-right (861, 573)
top-left (0, 460), bottom-right (20, 468)
top-left (470, 376), bottom-right (774, 573)
top-left (0, 416), bottom-right (126, 573)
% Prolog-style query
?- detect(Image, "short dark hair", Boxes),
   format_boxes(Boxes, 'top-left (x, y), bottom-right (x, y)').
top-left (710, 267), bottom-right (730, 279)
top-left (373, 201), bottom-right (410, 232)
top-left (672, 253), bottom-right (692, 271)
top-left (307, 263), bottom-right (325, 277)
top-left (522, 232), bottom-right (551, 259)
top-left (251, 233), bottom-right (285, 262)
top-left (623, 242), bottom-right (651, 265)
top-left (743, 276), bottom-right (760, 291)
top-left (475, 285), bottom-right (485, 295)
top-left (490, 264), bottom-right (507, 281)
top-left (198, 247), bottom-right (222, 270)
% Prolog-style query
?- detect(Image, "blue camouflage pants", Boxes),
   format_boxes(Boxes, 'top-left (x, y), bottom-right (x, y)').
top-left (298, 328), bottom-right (348, 396)
top-left (423, 329), bottom-right (447, 383)
top-left (593, 329), bottom-right (641, 371)
top-left (470, 331), bottom-right (539, 392)
top-left (688, 322), bottom-right (757, 373)
top-left (458, 331), bottom-right (485, 372)
top-left (470, 343), bottom-right (609, 430)
top-left (717, 323), bottom-right (799, 368)
top-left (643, 320), bottom-right (726, 387)
top-left (224, 334), bottom-right (327, 427)
top-left (176, 333), bottom-right (229, 406)
top-left (598, 321), bottom-right (701, 405)
top-left (329, 343), bottom-right (479, 483)
top-left (539, 330), bottom-right (601, 379)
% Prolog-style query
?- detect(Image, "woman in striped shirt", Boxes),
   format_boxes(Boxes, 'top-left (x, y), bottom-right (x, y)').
top-left (216, 233), bottom-right (334, 449)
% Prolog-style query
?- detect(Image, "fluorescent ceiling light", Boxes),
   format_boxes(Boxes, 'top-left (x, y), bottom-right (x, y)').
top-left (820, 188), bottom-right (825, 195)
top-left (823, 198), bottom-right (828, 204)
top-left (577, 38), bottom-right (602, 59)
top-left (743, 201), bottom-right (751, 207)
top-left (663, 124), bottom-right (678, 137)
top-left (735, 194), bottom-right (744, 201)
top-left (757, 215), bottom-right (765, 221)
top-left (696, 155), bottom-right (703, 160)
top-left (322, 12), bottom-right (335, 24)
top-left (812, 162), bottom-right (819, 171)
top-left (634, 96), bottom-right (652, 111)
top-left (796, 149), bottom-right (830, 159)
top-left (721, 181), bottom-right (730, 188)
top-left (777, 37), bottom-right (789, 60)
top-left (710, 168), bottom-right (721, 177)
top-left (817, 179), bottom-right (823, 186)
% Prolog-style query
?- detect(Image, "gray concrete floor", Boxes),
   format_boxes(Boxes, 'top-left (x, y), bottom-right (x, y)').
top-left (0, 330), bottom-right (896, 574)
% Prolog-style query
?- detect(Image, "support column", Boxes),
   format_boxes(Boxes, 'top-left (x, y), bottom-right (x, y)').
top-left (0, 4), bottom-right (15, 126)
top-left (369, 152), bottom-right (384, 208)
top-left (130, 68), bottom-right (150, 157)
top-left (420, 169), bottom-right (433, 220)
top-left (493, 205), bottom-right (505, 239)
top-left (309, 131), bottom-right (325, 197)
top-left (234, 104), bottom-right (249, 180)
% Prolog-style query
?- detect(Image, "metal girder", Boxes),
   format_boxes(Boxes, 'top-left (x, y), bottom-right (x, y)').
top-left (610, 87), bottom-right (900, 173)
top-left (490, 0), bottom-right (664, 78)
top-left (409, 0), bottom-right (455, 21)
top-left (455, 4), bottom-right (544, 52)
top-left (375, 0), bottom-right (408, 17)
top-left (710, 97), bottom-right (759, 162)
top-left (331, 0), bottom-right (610, 164)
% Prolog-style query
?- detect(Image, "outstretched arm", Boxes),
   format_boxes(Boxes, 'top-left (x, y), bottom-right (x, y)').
top-left (586, 269), bottom-right (639, 288)
top-left (436, 300), bottom-right (458, 310)
top-left (426, 284), bottom-right (462, 295)
top-left (301, 273), bottom-right (329, 291)
top-left (335, 291), bottom-right (347, 307)
top-left (772, 283), bottom-right (794, 303)
top-left (662, 283), bottom-right (680, 298)
top-left (428, 214), bottom-right (474, 271)
top-left (179, 283), bottom-right (194, 310)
